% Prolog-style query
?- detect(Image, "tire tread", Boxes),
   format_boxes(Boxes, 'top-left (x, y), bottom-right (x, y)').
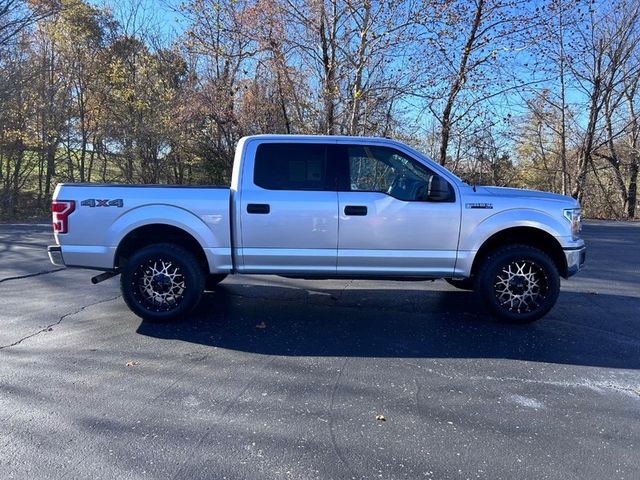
top-left (476, 244), bottom-right (560, 323)
top-left (120, 243), bottom-right (205, 320)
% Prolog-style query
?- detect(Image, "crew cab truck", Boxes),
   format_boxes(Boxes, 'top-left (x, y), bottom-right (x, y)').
top-left (48, 135), bottom-right (586, 323)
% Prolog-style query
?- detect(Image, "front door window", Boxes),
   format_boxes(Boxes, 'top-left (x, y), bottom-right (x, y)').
top-left (348, 145), bottom-right (447, 202)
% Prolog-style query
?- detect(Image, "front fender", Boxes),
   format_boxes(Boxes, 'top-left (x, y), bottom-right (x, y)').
top-left (461, 208), bottom-right (569, 252)
top-left (454, 208), bottom-right (570, 277)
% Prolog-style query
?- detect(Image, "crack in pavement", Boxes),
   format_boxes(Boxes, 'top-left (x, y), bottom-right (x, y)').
top-left (0, 268), bottom-right (65, 284)
top-left (338, 279), bottom-right (355, 300)
top-left (0, 295), bottom-right (121, 350)
top-left (169, 354), bottom-right (280, 480)
top-left (58, 348), bottom-right (212, 480)
top-left (327, 357), bottom-right (358, 478)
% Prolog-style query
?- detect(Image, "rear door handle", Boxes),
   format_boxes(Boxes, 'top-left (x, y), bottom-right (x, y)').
top-left (247, 203), bottom-right (270, 214)
top-left (344, 205), bottom-right (367, 216)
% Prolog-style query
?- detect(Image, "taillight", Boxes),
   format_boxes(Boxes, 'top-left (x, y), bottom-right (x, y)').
top-left (51, 200), bottom-right (75, 234)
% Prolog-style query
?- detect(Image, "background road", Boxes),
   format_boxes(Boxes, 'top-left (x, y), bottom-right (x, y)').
top-left (0, 222), bottom-right (639, 479)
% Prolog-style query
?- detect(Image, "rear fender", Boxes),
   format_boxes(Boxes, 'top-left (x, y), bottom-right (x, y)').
top-left (106, 205), bottom-right (230, 272)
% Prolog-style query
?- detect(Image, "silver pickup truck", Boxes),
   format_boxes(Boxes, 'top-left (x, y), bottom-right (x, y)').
top-left (48, 135), bottom-right (585, 323)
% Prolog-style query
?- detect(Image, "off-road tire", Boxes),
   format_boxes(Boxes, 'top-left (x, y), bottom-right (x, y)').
top-left (476, 244), bottom-right (560, 323)
top-left (121, 243), bottom-right (205, 320)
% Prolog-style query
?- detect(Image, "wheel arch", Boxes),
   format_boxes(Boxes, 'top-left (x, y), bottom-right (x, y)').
top-left (106, 205), bottom-right (225, 272)
top-left (470, 226), bottom-right (567, 278)
top-left (115, 223), bottom-right (209, 272)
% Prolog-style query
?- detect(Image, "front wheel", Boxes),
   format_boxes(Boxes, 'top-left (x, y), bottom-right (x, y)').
top-left (121, 243), bottom-right (205, 320)
top-left (476, 245), bottom-right (560, 323)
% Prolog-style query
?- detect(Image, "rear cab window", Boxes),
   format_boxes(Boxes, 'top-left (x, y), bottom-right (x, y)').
top-left (254, 143), bottom-right (332, 191)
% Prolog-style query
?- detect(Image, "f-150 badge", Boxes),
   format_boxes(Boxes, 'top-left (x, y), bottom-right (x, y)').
top-left (81, 199), bottom-right (124, 208)
top-left (465, 203), bottom-right (493, 209)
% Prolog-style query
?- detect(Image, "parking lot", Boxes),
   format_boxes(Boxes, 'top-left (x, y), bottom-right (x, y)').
top-left (1, 221), bottom-right (639, 479)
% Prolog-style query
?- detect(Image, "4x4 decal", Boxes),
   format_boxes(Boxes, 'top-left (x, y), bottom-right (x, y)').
top-left (81, 199), bottom-right (123, 208)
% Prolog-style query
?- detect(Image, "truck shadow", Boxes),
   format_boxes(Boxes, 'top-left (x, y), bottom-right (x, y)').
top-left (136, 282), bottom-right (640, 370)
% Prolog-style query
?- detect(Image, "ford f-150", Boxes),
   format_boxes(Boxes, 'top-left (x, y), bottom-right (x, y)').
top-left (48, 135), bottom-right (586, 323)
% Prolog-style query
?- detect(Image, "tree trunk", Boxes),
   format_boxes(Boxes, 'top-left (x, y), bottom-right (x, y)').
top-left (44, 142), bottom-right (56, 200)
top-left (10, 140), bottom-right (25, 219)
top-left (603, 97), bottom-right (628, 214)
top-left (319, 0), bottom-right (338, 134)
top-left (349, 0), bottom-right (371, 136)
top-left (624, 79), bottom-right (639, 218)
top-left (439, 0), bottom-right (485, 166)
top-left (628, 161), bottom-right (638, 218)
top-left (558, 4), bottom-right (569, 195)
top-left (572, 51), bottom-right (603, 201)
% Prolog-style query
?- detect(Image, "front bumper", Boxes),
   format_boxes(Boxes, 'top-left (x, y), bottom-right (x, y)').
top-left (47, 245), bottom-right (65, 266)
top-left (564, 246), bottom-right (586, 277)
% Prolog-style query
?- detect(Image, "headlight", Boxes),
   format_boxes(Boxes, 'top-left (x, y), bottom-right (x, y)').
top-left (563, 208), bottom-right (582, 238)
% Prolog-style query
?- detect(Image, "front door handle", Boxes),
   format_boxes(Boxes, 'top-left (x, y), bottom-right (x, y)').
top-left (344, 205), bottom-right (368, 216)
top-left (247, 203), bottom-right (270, 214)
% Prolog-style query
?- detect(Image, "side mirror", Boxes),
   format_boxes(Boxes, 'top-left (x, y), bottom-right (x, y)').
top-left (427, 175), bottom-right (453, 202)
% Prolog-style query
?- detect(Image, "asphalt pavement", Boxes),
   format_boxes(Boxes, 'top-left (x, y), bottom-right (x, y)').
top-left (0, 221), bottom-right (639, 480)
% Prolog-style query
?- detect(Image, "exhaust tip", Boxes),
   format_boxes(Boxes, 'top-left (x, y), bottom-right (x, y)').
top-left (91, 271), bottom-right (118, 284)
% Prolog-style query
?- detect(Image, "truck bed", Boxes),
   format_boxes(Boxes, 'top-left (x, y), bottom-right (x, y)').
top-left (52, 184), bottom-right (232, 271)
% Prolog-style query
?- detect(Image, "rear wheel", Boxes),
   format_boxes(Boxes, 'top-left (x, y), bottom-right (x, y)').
top-left (121, 243), bottom-right (204, 320)
top-left (476, 245), bottom-right (560, 323)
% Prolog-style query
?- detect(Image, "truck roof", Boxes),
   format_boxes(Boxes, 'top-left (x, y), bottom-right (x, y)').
top-left (241, 134), bottom-right (405, 145)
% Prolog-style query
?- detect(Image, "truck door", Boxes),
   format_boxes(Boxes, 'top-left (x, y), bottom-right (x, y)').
top-left (237, 142), bottom-right (339, 274)
top-left (337, 144), bottom-right (461, 276)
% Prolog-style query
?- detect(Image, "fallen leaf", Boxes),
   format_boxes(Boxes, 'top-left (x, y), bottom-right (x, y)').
top-left (126, 360), bottom-right (140, 367)
top-left (256, 321), bottom-right (266, 329)
top-left (376, 414), bottom-right (386, 422)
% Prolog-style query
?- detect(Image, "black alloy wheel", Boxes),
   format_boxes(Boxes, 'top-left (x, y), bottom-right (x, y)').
top-left (477, 245), bottom-right (560, 323)
top-left (121, 243), bottom-right (204, 320)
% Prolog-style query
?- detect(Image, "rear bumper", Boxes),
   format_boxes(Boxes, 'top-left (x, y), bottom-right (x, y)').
top-left (47, 245), bottom-right (65, 266)
top-left (47, 244), bottom-right (116, 269)
top-left (564, 246), bottom-right (586, 277)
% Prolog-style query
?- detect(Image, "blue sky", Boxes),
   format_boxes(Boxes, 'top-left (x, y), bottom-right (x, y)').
top-left (84, 0), bottom-right (599, 152)
top-left (89, 0), bottom-right (185, 39)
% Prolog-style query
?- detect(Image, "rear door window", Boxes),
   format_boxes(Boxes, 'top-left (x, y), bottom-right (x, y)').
top-left (254, 143), bottom-right (331, 191)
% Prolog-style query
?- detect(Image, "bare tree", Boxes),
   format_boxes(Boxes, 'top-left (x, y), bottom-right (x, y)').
top-left (531, 0), bottom-right (578, 195)
top-left (414, 0), bottom-right (537, 166)
top-left (622, 72), bottom-right (640, 218)
top-left (0, 0), bottom-right (59, 48)
top-left (569, 0), bottom-right (640, 207)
